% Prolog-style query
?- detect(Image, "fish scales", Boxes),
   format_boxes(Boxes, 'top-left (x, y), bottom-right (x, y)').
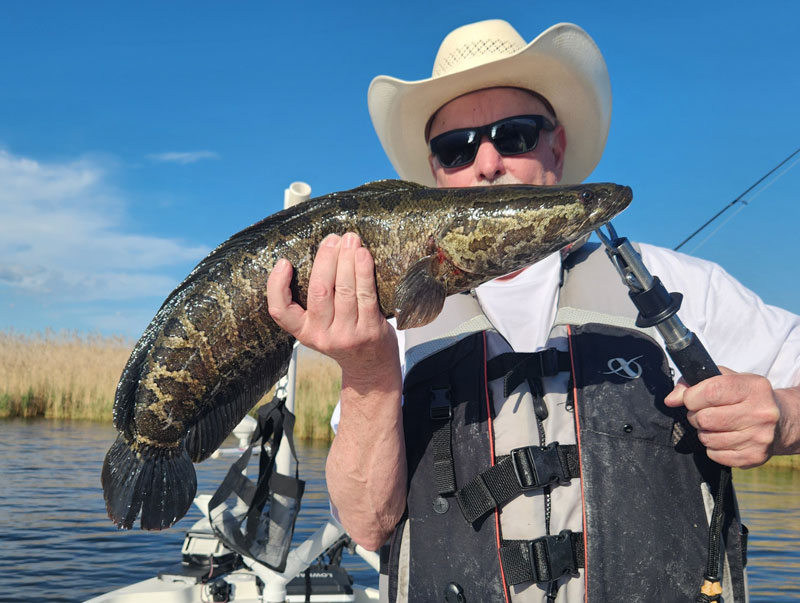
top-left (102, 179), bottom-right (632, 530)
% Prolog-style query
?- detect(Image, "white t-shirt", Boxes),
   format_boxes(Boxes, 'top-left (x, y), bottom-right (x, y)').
top-left (474, 243), bottom-right (800, 387)
top-left (331, 244), bottom-right (800, 432)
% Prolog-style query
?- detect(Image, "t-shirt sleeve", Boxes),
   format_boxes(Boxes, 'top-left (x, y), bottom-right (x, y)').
top-left (639, 244), bottom-right (800, 388)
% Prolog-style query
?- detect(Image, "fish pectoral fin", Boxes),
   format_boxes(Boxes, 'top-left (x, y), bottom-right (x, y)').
top-left (394, 255), bottom-right (446, 330)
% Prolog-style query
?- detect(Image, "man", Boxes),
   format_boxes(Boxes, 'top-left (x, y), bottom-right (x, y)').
top-left (267, 20), bottom-right (800, 602)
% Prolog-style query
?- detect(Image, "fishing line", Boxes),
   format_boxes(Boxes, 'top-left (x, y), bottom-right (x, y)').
top-left (686, 156), bottom-right (800, 253)
top-left (686, 204), bottom-right (749, 255)
top-left (674, 147), bottom-right (800, 251)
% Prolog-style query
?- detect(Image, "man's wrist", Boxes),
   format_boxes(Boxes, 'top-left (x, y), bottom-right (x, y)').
top-left (340, 353), bottom-right (403, 396)
top-left (773, 385), bottom-right (800, 455)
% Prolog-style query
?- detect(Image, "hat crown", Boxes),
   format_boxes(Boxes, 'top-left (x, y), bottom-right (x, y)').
top-left (432, 20), bottom-right (525, 78)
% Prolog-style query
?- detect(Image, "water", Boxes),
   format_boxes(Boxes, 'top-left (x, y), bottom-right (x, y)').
top-left (1, 420), bottom-right (798, 602)
top-left (0, 419), bottom-right (377, 603)
top-left (735, 465), bottom-right (800, 598)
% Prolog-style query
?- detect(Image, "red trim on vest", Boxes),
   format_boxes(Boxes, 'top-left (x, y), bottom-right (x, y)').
top-left (483, 332), bottom-right (511, 603)
top-left (567, 324), bottom-right (589, 603)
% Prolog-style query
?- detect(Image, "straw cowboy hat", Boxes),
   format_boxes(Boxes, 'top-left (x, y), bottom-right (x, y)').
top-left (368, 20), bottom-right (611, 186)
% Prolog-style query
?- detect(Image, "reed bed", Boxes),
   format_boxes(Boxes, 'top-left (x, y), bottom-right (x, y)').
top-left (0, 330), bottom-right (131, 421)
top-left (0, 330), bottom-right (342, 441)
top-left (3, 330), bottom-right (800, 457)
top-left (761, 454), bottom-right (800, 470)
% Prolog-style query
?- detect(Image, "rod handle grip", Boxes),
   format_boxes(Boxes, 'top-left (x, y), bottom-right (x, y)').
top-left (669, 334), bottom-right (722, 386)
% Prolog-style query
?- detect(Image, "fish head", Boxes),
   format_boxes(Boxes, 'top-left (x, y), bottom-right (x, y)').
top-left (437, 182), bottom-right (633, 283)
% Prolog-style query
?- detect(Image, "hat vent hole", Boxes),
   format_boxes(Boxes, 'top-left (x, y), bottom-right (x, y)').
top-left (434, 38), bottom-right (524, 77)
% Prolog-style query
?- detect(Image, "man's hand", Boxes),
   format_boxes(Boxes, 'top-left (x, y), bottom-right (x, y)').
top-left (266, 232), bottom-right (399, 382)
top-left (267, 231), bottom-right (407, 550)
top-left (664, 367), bottom-right (781, 468)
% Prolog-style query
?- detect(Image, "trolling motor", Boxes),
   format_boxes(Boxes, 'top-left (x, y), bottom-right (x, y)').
top-left (595, 222), bottom-right (731, 603)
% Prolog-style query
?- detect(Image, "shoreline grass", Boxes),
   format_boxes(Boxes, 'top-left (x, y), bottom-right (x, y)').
top-left (2, 329), bottom-right (800, 462)
top-left (0, 330), bottom-right (341, 442)
top-left (0, 330), bottom-right (132, 421)
top-left (759, 454), bottom-right (800, 470)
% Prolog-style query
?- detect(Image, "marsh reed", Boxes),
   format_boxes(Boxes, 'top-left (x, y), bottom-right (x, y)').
top-left (0, 330), bottom-right (131, 421)
top-left (0, 330), bottom-right (341, 442)
top-left (2, 330), bottom-right (799, 465)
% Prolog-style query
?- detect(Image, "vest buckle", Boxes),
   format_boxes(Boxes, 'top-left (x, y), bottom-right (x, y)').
top-left (429, 387), bottom-right (452, 420)
top-left (529, 530), bottom-right (580, 583)
top-left (510, 443), bottom-right (568, 490)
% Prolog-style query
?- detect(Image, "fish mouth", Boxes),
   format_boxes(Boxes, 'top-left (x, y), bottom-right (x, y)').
top-left (585, 184), bottom-right (632, 227)
top-left (615, 185), bottom-right (634, 211)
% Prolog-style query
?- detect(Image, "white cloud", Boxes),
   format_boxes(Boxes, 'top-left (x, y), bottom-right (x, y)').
top-left (0, 148), bottom-right (210, 303)
top-left (0, 152), bottom-right (102, 204)
top-left (146, 150), bottom-right (220, 165)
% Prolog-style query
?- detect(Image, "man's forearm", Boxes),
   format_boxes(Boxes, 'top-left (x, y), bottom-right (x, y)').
top-left (326, 368), bottom-right (407, 551)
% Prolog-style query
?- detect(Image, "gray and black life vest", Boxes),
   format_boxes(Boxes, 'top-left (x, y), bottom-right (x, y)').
top-left (381, 244), bottom-right (748, 603)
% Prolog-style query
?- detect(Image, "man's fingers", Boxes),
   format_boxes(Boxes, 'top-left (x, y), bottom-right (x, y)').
top-left (687, 396), bottom-right (779, 434)
top-left (306, 234), bottom-right (342, 329)
top-left (665, 367), bottom-right (738, 409)
top-left (267, 258), bottom-right (306, 334)
top-left (700, 427), bottom-right (772, 468)
top-left (687, 406), bottom-right (747, 433)
top-left (664, 379), bottom-right (688, 408)
top-left (354, 246), bottom-right (381, 320)
top-left (697, 426), bottom-right (769, 451)
top-left (705, 448), bottom-right (764, 470)
top-left (333, 233), bottom-right (361, 327)
top-left (668, 373), bottom-right (743, 413)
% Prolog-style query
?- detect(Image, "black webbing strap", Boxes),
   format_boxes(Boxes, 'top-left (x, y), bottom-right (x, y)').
top-left (208, 394), bottom-right (305, 568)
top-left (429, 384), bottom-right (457, 496)
top-left (500, 530), bottom-right (584, 585)
top-left (244, 398), bottom-right (305, 543)
top-left (208, 397), bottom-right (288, 520)
top-left (455, 443), bottom-right (579, 523)
top-left (486, 349), bottom-right (571, 397)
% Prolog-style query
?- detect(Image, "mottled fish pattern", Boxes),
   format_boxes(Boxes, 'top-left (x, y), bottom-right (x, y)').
top-left (102, 179), bottom-right (632, 530)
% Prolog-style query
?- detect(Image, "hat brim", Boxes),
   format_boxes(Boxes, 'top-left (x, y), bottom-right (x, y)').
top-left (368, 23), bottom-right (611, 186)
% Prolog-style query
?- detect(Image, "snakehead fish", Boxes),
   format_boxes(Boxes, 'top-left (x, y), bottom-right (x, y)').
top-left (102, 179), bottom-right (632, 530)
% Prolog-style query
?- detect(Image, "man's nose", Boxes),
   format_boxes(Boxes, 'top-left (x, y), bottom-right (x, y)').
top-left (473, 137), bottom-right (506, 183)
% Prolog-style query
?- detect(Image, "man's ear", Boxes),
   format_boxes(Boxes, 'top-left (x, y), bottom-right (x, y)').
top-left (551, 124), bottom-right (567, 182)
top-left (428, 154), bottom-right (440, 185)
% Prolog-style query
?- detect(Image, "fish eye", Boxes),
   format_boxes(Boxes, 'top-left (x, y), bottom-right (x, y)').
top-left (581, 190), bottom-right (594, 202)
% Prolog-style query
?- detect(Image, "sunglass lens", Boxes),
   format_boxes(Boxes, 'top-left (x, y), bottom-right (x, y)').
top-left (431, 130), bottom-right (479, 168)
top-left (491, 119), bottom-right (540, 155)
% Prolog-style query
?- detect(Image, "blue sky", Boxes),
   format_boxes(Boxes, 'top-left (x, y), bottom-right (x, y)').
top-left (1, 1), bottom-right (798, 339)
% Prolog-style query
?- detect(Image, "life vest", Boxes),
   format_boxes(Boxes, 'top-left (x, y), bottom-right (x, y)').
top-left (381, 244), bottom-right (748, 603)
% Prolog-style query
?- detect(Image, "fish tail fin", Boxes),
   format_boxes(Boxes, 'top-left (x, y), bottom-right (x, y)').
top-left (101, 433), bottom-right (197, 530)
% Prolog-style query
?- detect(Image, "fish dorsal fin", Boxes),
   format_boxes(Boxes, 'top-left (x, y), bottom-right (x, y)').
top-left (394, 255), bottom-right (447, 330)
top-left (346, 179), bottom-right (430, 195)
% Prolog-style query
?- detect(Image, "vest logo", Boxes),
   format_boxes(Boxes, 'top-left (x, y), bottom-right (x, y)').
top-left (603, 355), bottom-right (644, 379)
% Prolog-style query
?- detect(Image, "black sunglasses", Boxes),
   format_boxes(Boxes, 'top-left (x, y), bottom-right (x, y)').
top-left (429, 114), bottom-right (556, 169)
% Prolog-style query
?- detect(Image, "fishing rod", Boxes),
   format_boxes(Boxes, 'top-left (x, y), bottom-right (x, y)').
top-left (674, 146), bottom-right (800, 252)
top-left (595, 222), bottom-right (728, 602)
